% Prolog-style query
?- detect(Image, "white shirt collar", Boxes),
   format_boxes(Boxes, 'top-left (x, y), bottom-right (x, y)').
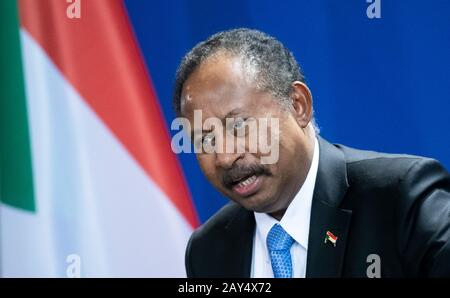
top-left (253, 137), bottom-right (320, 250)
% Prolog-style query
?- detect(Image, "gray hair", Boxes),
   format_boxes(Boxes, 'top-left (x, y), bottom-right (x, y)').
top-left (173, 28), bottom-right (319, 133)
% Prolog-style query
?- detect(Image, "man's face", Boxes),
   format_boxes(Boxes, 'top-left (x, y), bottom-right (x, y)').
top-left (181, 54), bottom-right (314, 217)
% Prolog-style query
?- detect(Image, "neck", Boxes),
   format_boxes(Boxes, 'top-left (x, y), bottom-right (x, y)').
top-left (269, 209), bottom-right (286, 221)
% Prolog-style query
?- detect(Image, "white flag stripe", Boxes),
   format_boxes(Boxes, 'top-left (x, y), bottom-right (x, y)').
top-left (0, 29), bottom-right (192, 277)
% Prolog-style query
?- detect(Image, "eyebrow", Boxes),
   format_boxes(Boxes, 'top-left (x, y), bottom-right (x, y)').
top-left (192, 128), bottom-right (211, 136)
top-left (223, 108), bottom-right (245, 119)
top-left (191, 108), bottom-right (246, 136)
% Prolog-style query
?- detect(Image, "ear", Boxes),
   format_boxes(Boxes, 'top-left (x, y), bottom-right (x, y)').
top-left (290, 81), bottom-right (313, 128)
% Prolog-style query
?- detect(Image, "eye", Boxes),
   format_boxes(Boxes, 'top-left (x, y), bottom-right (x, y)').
top-left (234, 118), bottom-right (245, 130)
top-left (202, 133), bottom-right (216, 151)
top-left (233, 118), bottom-right (247, 136)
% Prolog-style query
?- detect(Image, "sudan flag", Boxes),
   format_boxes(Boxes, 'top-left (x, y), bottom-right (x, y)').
top-left (0, 0), bottom-right (198, 277)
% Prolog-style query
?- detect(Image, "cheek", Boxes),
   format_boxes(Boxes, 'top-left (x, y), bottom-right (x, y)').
top-left (278, 120), bottom-right (301, 151)
top-left (197, 154), bottom-right (219, 182)
top-left (268, 127), bottom-right (299, 175)
top-left (276, 139), bottom-right (297, 173)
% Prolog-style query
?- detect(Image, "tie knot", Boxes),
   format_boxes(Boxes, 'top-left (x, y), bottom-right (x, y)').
top-left (267, 224), bottom-right (295, 251)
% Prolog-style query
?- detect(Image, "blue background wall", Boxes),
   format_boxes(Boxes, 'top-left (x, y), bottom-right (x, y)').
top-left (123, 0), bottom-right (450, 223)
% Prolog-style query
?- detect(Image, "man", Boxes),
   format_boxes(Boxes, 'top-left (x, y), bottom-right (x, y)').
top-left (173, 28), bottom-right (450, 277)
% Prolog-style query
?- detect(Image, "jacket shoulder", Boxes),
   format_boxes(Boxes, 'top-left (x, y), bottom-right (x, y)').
top-left (337, 143), bottom-right (424, 165)
top-left (185, 202), bottom-right (247, 277)
top-left (192, 202), bottom-right (243, 238)
top-left (335, 143), bottom-right (450, 276)
top-left (336, 143), bottom-right (439, 184)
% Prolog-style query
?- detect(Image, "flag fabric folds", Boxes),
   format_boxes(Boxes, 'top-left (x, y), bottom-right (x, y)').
top-left (0, 0), bottom-right (198, 277)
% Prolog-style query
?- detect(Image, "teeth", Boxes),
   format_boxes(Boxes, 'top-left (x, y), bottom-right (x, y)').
top-left (238, 175), bottom-right (256, 187)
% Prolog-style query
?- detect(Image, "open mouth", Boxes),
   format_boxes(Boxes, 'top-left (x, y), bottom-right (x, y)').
top-left (230, 174), bottom-right (263, 197)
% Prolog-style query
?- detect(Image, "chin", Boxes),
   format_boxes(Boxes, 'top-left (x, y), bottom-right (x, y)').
top-left (236, 194), bottom-right (276, 213)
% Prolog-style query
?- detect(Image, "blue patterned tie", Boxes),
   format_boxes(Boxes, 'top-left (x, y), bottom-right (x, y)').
top-left (266, 224), bottom-right (295, 278)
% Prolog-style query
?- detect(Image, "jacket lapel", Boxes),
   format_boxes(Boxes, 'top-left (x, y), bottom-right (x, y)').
top-left (306, 137), bottom-right (352, 277)
top-left (221, 205), bottom-right (255, 277)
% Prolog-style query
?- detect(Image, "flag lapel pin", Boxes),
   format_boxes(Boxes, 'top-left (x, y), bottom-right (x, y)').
top-left (324, 230), bottom-right (338, 247)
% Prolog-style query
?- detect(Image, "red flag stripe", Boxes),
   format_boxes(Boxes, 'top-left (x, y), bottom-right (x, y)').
top-left (18, 0), bottom-right (199, 228)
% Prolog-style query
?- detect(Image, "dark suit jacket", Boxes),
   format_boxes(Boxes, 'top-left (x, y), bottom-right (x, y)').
top-left (185, 137), bottom-right (450, 277)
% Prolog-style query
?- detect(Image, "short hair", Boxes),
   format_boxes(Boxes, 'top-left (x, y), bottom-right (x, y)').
top-left (173, 28), bottom-right (318, 132)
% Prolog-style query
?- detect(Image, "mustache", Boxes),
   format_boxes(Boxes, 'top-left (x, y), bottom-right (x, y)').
top-left (222, 163), bottom-right (271, 188)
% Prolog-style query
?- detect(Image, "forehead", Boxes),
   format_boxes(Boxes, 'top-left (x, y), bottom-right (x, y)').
top-left (181, 54), bottom-right (265, 119)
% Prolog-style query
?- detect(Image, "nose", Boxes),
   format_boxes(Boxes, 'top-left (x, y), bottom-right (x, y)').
top-left (214, 133), bottom-right (244, 169)
top-left (215, 151), bottom-right (244, 169)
